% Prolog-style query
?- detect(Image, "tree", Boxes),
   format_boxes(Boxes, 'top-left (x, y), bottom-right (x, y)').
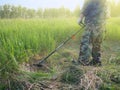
top-left (2, 4), bottom-right (11, 18)
top-left (10, 5), bottom-right (17, 18)
top-left (65, 8), bottom-right (72, 17)
top-left (0, 6), bottom-right (3, 18)
top-left (17, 6), bottom-right (22, 18)
top-left (59, 6), bottom-right (66, 17)
top-left (109, 1), bottom-right (120, 17)
top-left (37, 8), bottom-right (43, 18)
top-left (27, 9), bottom-right (36, 18)
top-left (73, 5), bottom-right (80, 17)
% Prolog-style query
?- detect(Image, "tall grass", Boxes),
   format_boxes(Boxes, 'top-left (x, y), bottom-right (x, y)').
top-left (0, 17), bottom-right (120, 68)
top-left (0, 18), bottom-right (80, 85)
top-left (0, 18), bottom-right (80, 59)
top-left (106, 17), bottom-right (120, 41)
top-left (0, 17), bottom-right (120, 89)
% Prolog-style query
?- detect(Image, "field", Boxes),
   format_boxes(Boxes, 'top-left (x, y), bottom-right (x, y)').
top-left (0, 17), bottom-right (120, 89)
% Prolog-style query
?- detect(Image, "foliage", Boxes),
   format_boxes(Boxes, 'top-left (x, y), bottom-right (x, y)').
top-left (0, 5), bottom-right (78, 19)
top-left (0, 18), bottom-right (80, 89)
top-left (0, 17), bottom-right (120, 89)
top-left (0, 2), bottom-right (120, 19)
top-left (108, 1), bottom-right (120, 17)
top-left (106, 17), bottom-right (120, 41)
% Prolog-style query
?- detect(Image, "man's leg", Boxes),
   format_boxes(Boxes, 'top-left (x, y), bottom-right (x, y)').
top-left (91, 26), bottom-right (103, 66)
top-left (92, 41), bottom-right (102, 65)
top-left (78, 26), bottom-right (91, 65)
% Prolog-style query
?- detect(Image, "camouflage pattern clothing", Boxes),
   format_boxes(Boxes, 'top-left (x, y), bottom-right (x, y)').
top-left (78, 0), bottom-right (106, 65)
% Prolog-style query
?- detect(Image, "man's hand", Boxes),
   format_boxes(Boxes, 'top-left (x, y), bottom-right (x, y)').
top-left (77, 17), bottom-right (82, 25)
top-left (77, 14), bottom-right (84, 25)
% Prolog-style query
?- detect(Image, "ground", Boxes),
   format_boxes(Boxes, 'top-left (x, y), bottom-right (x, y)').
top-left (22, 39), bottom-right (120, 90)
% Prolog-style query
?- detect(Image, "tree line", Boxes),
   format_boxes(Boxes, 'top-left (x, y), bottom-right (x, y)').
top-left (0, 4), bottom-right (80, 19)
top-left (0, 3), bottom-right (120, 19)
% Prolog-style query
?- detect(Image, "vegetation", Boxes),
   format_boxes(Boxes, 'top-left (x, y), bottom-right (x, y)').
top-left (0, 1), bottom-right (120, 19)
top-left (0, 17), bottom-right (120, 89)
top-left (0, 5), bottom-right (80, 18)
top-left (0, 1), bottom-right (120, 89)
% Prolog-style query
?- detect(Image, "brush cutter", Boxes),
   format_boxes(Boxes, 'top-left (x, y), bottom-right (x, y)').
top-left (33, 23), bottom-right (85, 67)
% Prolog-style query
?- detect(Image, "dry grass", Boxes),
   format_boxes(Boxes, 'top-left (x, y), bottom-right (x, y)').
top-left (79, 67), bottom-right (103, 90)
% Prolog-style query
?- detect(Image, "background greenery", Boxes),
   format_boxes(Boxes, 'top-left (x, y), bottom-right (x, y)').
top-left (0, 1), bottom-right (120, 19)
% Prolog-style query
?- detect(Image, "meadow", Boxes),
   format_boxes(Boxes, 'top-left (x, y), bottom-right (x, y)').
top-left (0, 17), bottom-right (120, 89)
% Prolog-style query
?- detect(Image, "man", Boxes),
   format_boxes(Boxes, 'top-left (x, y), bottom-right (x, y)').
top-left (78, 0), bottom-right (107, 66)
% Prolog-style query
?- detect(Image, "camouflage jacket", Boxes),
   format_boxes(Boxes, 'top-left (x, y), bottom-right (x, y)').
top-left (82, 0), bottom-right (106, 25)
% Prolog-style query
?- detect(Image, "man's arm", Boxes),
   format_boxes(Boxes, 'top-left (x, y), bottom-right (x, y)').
top-left (77, 0), bottom-right (90, 25)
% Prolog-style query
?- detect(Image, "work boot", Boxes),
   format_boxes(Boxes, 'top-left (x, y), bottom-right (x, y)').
top-left (95, 60), bottom-right (102, 66)
top-left (88, 60), bottom-right (102, 66)
top-left (88, 60), bottom-right (96, 65)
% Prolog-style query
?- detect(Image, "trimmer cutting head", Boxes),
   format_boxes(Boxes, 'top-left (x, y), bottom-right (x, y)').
top-left (33, 63), bottom-right (43, 67)
top-left (33, 59), bottom-right (45, 67)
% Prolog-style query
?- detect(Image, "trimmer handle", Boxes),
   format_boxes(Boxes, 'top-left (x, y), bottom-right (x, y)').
top-left (80, 22), bottom-right (85, 27)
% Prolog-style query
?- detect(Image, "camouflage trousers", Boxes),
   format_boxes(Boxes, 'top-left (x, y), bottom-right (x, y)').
top-left (78, 24), bottom-right (104, 64)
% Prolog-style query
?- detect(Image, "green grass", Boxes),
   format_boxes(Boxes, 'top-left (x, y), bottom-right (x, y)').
top-left (0, 18), bottom-right (79, 65)
top-left (0, 17), bottom-right (120, 89)
top-left (0, 18), bottom-right (80, 89)
top-left (106, 17), bottom-right (120, 41)
top-left (0, 17), bottom-right (119, 64)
